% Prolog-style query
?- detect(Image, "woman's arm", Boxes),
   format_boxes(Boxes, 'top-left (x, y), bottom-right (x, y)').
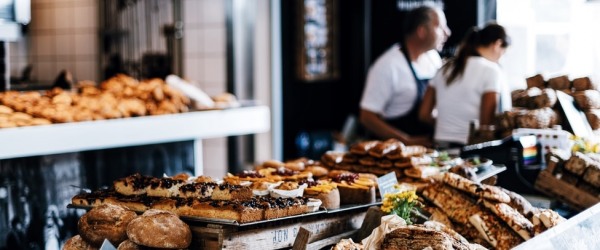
top-left (418, 86), bottom-right (436, 125)
top-left (480, 92), bottom-right (499, 125)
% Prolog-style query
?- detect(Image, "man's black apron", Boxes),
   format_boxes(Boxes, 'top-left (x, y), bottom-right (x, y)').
top-left (384, 45), bottom-right (434, 136)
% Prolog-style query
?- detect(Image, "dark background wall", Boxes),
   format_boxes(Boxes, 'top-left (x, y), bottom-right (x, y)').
top-left (280, 0), bottom-right (496, 160)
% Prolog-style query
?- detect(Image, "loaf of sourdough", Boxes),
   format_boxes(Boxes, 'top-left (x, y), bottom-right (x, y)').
top-left (572, 77), bottom-right (594, 91)
top-left (78, 204), bottom-right (137, 247)
top-left (63, 235), bottom-right (96, 250)
top-left (565, 152), bottom-right (594, 176)
top-left (547, 75), bottom-right (570, 90)
top-left (483, 200), bottom-right (534, 240)
top-left (116, 240), bottom-right (140, 250)
top-left (442, 173), bottom-right (511, 203)
top-left (582, 158), bottom-right (600, 187)
top-left (126, 209), bottom-right (192, 249)
top-left (585, 109), bottom-right (600, 130)
top-left (526, 74), bottom-right (545, 89)
top-left (574, 90), bottom-right (600, 109)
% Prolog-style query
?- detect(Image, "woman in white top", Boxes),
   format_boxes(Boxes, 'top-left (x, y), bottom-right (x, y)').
top-left (419, 23), bottom-right (511, 147)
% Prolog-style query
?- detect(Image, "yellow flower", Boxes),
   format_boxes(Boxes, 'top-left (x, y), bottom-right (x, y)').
top-left (380, 190), bottom-right (420, 224)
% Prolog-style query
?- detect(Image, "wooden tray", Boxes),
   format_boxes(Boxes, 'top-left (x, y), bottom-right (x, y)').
top-left (534, 170), bottom-right (600, 211)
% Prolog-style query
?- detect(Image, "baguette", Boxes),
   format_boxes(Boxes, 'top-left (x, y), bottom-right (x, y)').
top-left (483, 200), bottom-right (534, 240)
top-left (442, 172), bottom-right (511, 203)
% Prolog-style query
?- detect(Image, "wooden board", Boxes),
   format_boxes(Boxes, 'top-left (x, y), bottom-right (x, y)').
top-left (534, 170), bottom-right (600, 211)
top-left (190, 209), bottom-right (367, 249)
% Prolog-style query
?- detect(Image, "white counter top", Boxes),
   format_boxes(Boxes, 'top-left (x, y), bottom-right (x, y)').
top-left (0, 105), bottom-right (270, 160)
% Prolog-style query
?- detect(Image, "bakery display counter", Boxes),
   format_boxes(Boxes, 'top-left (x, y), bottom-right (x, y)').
top-left (188, 203), bottom-right (370, 249)
top-left (0, 105), bottom-right (270, 174)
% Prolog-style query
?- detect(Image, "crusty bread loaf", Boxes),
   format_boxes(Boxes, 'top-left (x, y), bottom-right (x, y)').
top-left (63, 235), bottom-right (97, 250)
top-left (499, 187), bottom-right (535, 217)
top-left (574, 90), bottom-right (600, 109)
top-left (572, 77), bottom-right (594, 91)
top-left (515, 107), bottom-right (558, 129)
top-left (526, 74), bottom-right (545, 89)
top-left (585, 109), bottom-right (600, 130)
top-left (565, 152), bottom-right (594, 176)
top-left (442, 173), bottom-right (511, 203)
top-left (533, 88), bottom-right (557, 108)
top-left (422, 184), bottom-right (481, 225)
top-left (78, 204), bottom-right (137, 247)
top-left (304, 166), bottom-right (329, 178)
top-left (531, 211), bottom-right (548, 236)
top-left (537, 209), bottom-right (566, 229)
top-left (583, 160), bottom-right (600, 188)
top-left (483, 200), bottom-right (534, 240)
top-left (547, 75), bottom-right (571, 90)
top-left (117, 240), bottom-right (140, 250)
top-left (332, 239), bottom-right (363, 250)
top-left (126, 209), bottom-right (192, 249)
top-left (381, 225), bottom-right (485, 250)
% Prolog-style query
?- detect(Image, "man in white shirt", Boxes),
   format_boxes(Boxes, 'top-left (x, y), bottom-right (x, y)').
top-left (359, 4), bottom-right (450, 146)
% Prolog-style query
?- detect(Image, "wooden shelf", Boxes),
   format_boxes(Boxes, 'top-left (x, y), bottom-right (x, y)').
top-left (0, 105), bottom-right (270, 160)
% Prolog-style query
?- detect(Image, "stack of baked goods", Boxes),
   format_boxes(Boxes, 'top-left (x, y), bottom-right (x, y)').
top-left (72, 172), bottom-right (314, 223)
top-left (63, 204), bottom-right (192, 249)
top-left (0, 104), bottom-right (51, 128)
top-left (496, 74), bottom-right (600, 138)
top-left (535, 146), bottom-right (600, 210)
top-left (322, 139), bottom-right (450, 187)
top-left (421, 172), bottom-right (565, 249)
top-left (0, 74), bottom-right (190, 128)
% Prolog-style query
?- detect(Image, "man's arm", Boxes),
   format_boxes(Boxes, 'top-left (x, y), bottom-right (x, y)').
top-left (359, 109), bottom-right (432, 146)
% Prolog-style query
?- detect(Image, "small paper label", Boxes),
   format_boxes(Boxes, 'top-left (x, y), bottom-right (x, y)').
top-left (377, 172), bottom-right (398, 198)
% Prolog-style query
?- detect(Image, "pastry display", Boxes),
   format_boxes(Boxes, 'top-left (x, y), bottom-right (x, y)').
top-left (0, 74), bottom-right (194, 129)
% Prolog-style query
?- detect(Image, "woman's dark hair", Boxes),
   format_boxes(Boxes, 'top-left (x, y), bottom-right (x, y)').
top-left (442, 22), bottom-right (510, 85)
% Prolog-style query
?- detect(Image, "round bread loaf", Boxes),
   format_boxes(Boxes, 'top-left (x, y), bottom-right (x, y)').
top-left (117, 240), bottom-right (141, 250)
top-left (305, 166), bottom-right (329, 178)
top-left (127, 209), bottom-right (192, 248)
top-left (63, 235), bottom-right (97, 250)
top-left (262, 159), bottom-right (284, 169)
top-left (284, 161), bottom-right (305, 171)
top-left (78, 204), bottom-right (137, 246)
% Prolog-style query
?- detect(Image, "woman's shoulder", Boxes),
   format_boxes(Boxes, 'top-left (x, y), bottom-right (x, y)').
top-left (468, 57), bottom-right (500, 68)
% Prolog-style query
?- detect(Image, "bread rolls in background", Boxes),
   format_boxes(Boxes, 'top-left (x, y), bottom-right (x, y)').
top-left (526, 74), bottom-right (545, 89)
top-left (78, 204), bottom-right (137, 246)
top-left (127, 209), bottom-right (192, 249)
